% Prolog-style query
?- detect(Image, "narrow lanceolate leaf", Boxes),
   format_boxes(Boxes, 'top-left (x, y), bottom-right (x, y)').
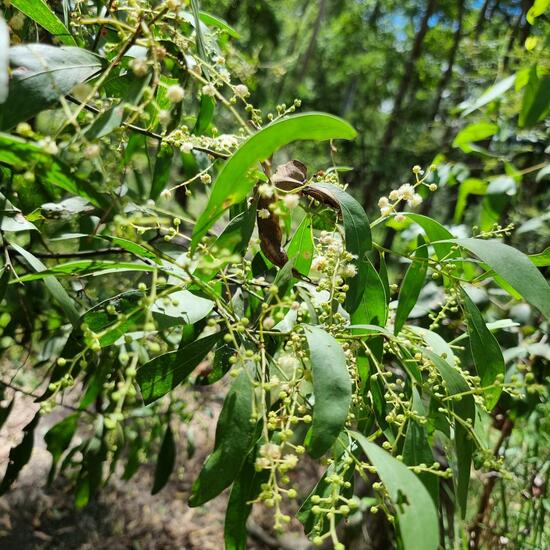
top-left (351, 259), bottom-right (388, 328)
top-left (15, 260), bottom-right (154, 281)
top-left (1, 45), bottom-right (104, 130)
top-left (189, 366), bottom-right (256, 506)
top-left (191, 113), bottom-right (357, 248)
top-left (0, 17), bottom-right (8, 103)
top-left (303, 182), bottom-right (371, 313)
top-left (0, 412), bottom-right (40, 495)
top-left (402, 388), bottom-right (438, 506)
top-left (44, 413), bottom-right (79, 483)
top-left (454, 238), bottom-right (550, 320)
top-left (8, 242), bottom-right (80, 328)
top-left (151, 290), bottom-right (214, 329)
top-left (150, 143), bottom-right (175, 199)
top-left (287, 215), bottom-right (314, 276)
top-left (10, 0), bottom-right (76, 45)
top-left (399, 213), bottom-right (458, 261)
top-left (304, 326), bottom-right (352, 458)
top-left (152, 424), bottom-right (176, 494)
top-left (137, 332), bottom-right (223, 404)
top-left (423, 349), bottom-right (476, 517)
top-left (351, 432), bottom-right (440, 550)
top-left (394, 236), bottom-right (428, 334)
top-left (461, 288), bottom-right (504, 410)
top-left (0, 134), bottom-right (106, 207)
top-left (224, 449), bottom-right (268, 550)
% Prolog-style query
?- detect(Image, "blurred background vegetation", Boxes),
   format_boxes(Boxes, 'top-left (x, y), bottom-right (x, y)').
top-left (204, 0), bottom-right (549, 254)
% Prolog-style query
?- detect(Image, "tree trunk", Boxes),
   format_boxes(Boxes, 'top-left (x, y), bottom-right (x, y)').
top-left (474, 0), bottom-right (491, 39)
top-left (298, 0), bottom-right (327, 77)
top-left (368, 0), bottom-right (382, 29)
top-left (503, 1), bottom-right (532, 70)
top-left (364, 0), bottom-right (436, 206)
top-left (431, 0), bottom-right (466, 121)
top-left (379, 0), bottom-right (437, 152)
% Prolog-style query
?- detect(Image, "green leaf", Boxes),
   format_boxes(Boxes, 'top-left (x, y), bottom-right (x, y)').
top-left (394, 236), bottom-right (428, 334)
top-left (150, 143), bottom-right (175, 199)
top-left (137, 332), bottom-right (223, 404)
top-left (83, 290), bottom-right (144, 347)
top-left (351, 259), bottom-right (388, 327)
top-left (0, 192), bottom-right (37, 232)
top-left (224, 449), bottom-right (268, 550)
top-left (422, 350), bottom-right (475, 516)
top-left (454, 238), bottom-right (550, 320)
top-left (213, 202), bottom-right (257, 255)
top-left (519, 66), bottom-right (550, 128)
top-left (0, 17), bottom-right (8, 103)
top-left (454, 178), bottom-right (488, 223)
top-left (0, 134), bottom-right (106, 207)
top-left (10, 0), bottom-right (76, 45)
top-left (191, 113), bottom-right (357, 248)
top-left (193, 94), bottom-right (216, 135)
top-left (305, 182), bottom-right (372, 312)
top-left (460, 75), bottom-right (516, 116)
top-left (287, 215), bottom-right (314, 276)
top-left (151, 290), bottom-right (214, 330)
top-left (1, 45), bottom-right (103, 130)
top-left (199, 11), bottom-right (241, 39)
top-left (15, 260), bottom-right (154, 281)
top-left (527, 0), bottom-right (550, 24)
top-left (44, 413), bottom-right (79, 482)
top-left (0, 412), bottom-right (40, 495)
top-left (189, 365), bottom-right (256, 506)
top-left (99, 235), bottom-right (158, 261)
top-left (351, 432), bottom-right (440, 550)
top-left (452, 122), bottom-right (498, 153)
top-left (461, 288), bottom-right (504, 410)
top-left (402, 388), bottom-right (438, 506)
top-left (8, 242), bottom-right (80, 327)
top-left (399, 213), bottom-right (458, 261)
top-left (86, 73), bottom-right (151, 139)
top-left (530, 247), bottom-right (550, 267)
top-left (152, 424), bottom-right (176, 494)
top-left (304, 325), bottom-right (351, 458)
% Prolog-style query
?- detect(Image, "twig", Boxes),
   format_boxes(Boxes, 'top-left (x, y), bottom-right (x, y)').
top-left (65, 97), bottom-right (230, 159)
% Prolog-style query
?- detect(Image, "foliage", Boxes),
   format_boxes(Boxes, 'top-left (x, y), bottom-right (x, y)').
top-left (0, 1), bottom-right (549, 549)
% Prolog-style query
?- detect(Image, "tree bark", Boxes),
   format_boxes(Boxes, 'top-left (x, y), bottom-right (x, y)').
top-left (474, 0), bottom-right (491, 39)
top-left (379, 0), bottom-right (437, 152)
top-left (299, 0), bottom-right (327, 77)
top-left (431, 0), bottom-right (466, 121)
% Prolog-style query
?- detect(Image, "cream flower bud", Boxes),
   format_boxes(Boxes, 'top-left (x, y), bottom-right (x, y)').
top-left (283, 193), bottom-right (300, 209)
top-left (166, 84), bottom-right (184, 103)
top-left (129, 58), bottom-right (148, 77)
top-left (389, 190), bottom-right (400, 201)
top-left (258, 208), bottom-right (270, 219)
top-left (234, 84), bottom-right (250, 98)
top-left (258, 183), bottom-right (274, 198)
top-left (202, 84), bottom-right (216, 96)
top-left (378, 196), bottom-right (390, 208)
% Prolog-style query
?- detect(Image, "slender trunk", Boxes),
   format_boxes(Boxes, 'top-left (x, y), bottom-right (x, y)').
top-left (431, 0), bottom-right (466, 121)
top-left (474, 0), bottom-right (491, 39)
top-left (275, 0), bottom-right (311, 103)
top-left (364, 0), bottom-right (436, 206)
top-left (503, 1), bottom-right (531, 70)
top-left (380, 0), bottom-right (436, 151)
top-left (299, 0), bottom-right (327, 77)
top-left (368, 0), bottom-right (382, 29)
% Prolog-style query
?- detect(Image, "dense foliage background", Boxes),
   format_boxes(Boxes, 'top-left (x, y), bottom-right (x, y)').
top-left (0, 1), bottom-right (548, 549)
